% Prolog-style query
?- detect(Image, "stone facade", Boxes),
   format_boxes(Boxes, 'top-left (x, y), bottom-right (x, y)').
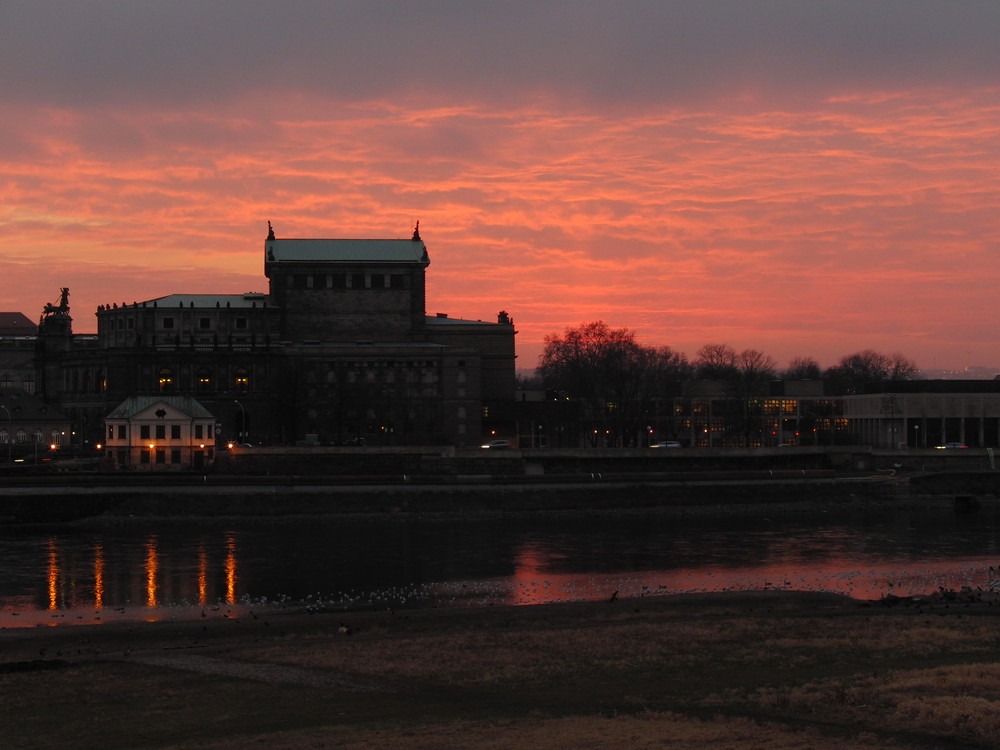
top-left (32, 228), bottom-right (517, 450)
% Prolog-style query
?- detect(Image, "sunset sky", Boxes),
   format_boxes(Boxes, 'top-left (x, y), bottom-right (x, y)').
top-left (3, 1), bottom-right (999, 372)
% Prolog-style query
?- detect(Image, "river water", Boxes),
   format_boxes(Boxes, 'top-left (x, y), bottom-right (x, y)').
top-left (2, 502), bottom-right (1000, 628)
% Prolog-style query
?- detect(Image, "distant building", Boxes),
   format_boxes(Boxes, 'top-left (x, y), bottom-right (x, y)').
top-left (103, 396), bottom-right (216, 471)
top-left (32, 226), bottom-right (517, 452)
top-left (0, 387), bottom-right (71, 460)
top-left (0, 312), bottom-right (39, 394)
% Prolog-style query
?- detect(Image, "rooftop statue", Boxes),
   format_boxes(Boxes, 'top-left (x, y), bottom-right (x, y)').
top-left (42, 288), bottom-right (70, 316)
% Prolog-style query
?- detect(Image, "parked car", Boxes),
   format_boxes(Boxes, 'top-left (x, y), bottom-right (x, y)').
top-left (480, 439), bottom-right (512, 450)
top-left (651, 441), bottom-right (682, 448)
top-left (936, 442), bottom-right (968, 449)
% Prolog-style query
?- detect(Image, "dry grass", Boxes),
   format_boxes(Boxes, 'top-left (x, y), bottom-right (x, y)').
top-left (4, 592), bottom-right (1000, 749)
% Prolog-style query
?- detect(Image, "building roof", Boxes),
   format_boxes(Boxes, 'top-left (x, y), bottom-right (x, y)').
top-left (0, 388), bottom-right (69, 422)
top-left (106, 396), bottom-right (215, 420)
top-left (0, 312), bottom-right (36, 336)
top-left (265, 238), bottom-right (429, 264)
top-left (425, 315), bottom-right (503, 327)
top-left (145, 293), bottom-right (270, 309)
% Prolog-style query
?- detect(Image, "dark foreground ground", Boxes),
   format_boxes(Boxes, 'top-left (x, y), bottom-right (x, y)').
top-left (4, 589), bottom-right (1000, 749)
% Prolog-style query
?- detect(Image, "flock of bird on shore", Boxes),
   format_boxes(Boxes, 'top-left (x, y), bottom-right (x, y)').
top-left (5, 559), bottom-right (1000, 628)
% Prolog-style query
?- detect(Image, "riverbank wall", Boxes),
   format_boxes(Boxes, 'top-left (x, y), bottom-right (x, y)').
top-left (0, 445), bottom-right (996, 522)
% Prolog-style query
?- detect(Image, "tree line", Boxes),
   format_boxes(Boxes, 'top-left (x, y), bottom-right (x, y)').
top-left (532, 321), bottom-right (918, 447)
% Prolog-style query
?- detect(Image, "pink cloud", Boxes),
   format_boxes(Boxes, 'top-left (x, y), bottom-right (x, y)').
top-left (2, 87), bottom-right (999, 373)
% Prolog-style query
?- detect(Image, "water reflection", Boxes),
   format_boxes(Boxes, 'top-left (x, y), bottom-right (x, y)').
top-left (1, 504), bottom-right (1000, 628)
top-left (46, 538), bottom-right (58, 611)
top-left (145, 535), bottom-right (158, 608)
top-left (93, 543), bottom-right (104, 609)
top-left (225, 535), bottom-right (237, 606)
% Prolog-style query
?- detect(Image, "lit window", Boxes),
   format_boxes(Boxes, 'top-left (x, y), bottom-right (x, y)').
top-left (158, 368), bottom-right (174, 392)
top-left (234, 368), bottom-right (250, 393)
top-left (197, 369), bottom-right (212, 391)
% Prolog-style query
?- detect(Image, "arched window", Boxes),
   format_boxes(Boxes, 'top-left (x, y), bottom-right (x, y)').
top-left (0, 429), bottom-right (7, 444)
top-left (159, 368), bottom-right (174, 392)
top-left (0, 373), bottom-right (9, 388)
top-left (197, 368), bottom-right (213, 392)
top-left (234, 368), bottom-right (249, 393)
top-left (32, 429), bottom-right (42, 444)
top-left (15, 429), bottom-right (26, 443)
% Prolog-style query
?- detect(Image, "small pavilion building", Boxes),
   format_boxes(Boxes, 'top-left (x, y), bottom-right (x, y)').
top-left (104, 396), bottom-right (216, 470)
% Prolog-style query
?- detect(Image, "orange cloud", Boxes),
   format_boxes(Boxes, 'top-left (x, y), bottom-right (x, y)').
top-left (3, 87), bottom-right (1000, 372)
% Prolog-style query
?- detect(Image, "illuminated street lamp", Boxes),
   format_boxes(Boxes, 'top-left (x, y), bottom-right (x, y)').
top-left (148, 442), bottom-right (155, 471)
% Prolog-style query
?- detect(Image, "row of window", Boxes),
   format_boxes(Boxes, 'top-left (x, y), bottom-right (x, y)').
top-left (0, 376), bottom-right (35, 393)
top-left (160, 317), bottom-right (250, 331)
top-left (0, 428), bottom-right (61, 443)
top-left (290, 273), bottom-right (407, 290)
top-left (137, 447), bottom-right (213, 464)
top-left (107, 423), bottom-right (213, 441)
top-left (158, 368), bottom-right (250, 393)
top-left (106, 316), bottom-right (254, 331)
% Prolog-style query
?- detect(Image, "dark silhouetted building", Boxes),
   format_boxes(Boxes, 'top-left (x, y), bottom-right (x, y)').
top-left (32, 228), bottom-right (517, 451)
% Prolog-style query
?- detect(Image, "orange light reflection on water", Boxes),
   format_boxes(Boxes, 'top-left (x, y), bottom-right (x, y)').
top-left (46, 538), bottom-right (59, 610)
top-left (145, 536), bottom-right (158, 608)
top-left (198, 544), bottom-right (208, 606)
top-left (224, 535), bottom-right (237, 605)
top-left (93, 543), bottom-right (104, 609)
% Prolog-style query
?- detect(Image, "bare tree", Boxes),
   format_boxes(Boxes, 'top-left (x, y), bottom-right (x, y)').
top-left (825, 349), bottom-right (919, 395)
top-left (538, 322), bottom-right (691, 446)
top-left (783, 356), bottom-right (822, 381)
top-left (694, 343), bottom-right (738, 380)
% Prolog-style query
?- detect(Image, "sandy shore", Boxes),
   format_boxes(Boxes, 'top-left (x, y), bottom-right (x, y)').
top-left (4, 589), bottom-right (1000, 749)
